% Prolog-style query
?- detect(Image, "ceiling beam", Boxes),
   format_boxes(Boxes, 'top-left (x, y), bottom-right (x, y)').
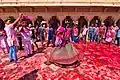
top-left (104, 8), bottom-right (108, 12)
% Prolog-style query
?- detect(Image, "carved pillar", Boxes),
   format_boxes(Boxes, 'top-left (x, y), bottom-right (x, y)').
top-left (86, 16), bottom-right (91, 42)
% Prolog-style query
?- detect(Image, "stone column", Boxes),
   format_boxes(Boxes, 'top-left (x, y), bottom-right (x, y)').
top-left (114, 20), bottom-right (117, 26)
top-left (86, 16), bottom-right (92, 42)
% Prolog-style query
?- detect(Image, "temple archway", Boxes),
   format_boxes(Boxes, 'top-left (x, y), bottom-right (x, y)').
top-left (116, 19), bottom-right (120, 27)
top-left (62, 16), bottom-right (74, 28)
top-left (104, 16), bottom-right (114, 27)
top-left (48, 16), bottom-right (60, 30)
top-left (78, 16), bottom-right (88, 33)
top-left (34, 16), bottom-right (44, 27)
top-left (90, 16), bottom-right (101, 27)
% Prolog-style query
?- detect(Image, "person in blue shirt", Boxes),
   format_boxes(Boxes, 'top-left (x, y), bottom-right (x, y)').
top-left (38, 23), bottom-right (46, 46)
top-left (88, 24), bottom-right (95, 42)
top-left (47, 25), bottom-right (55, 47)
top-left (116, 26), bottom-right (120, 46)
top-left (72, 26), bottom-right (79, 43)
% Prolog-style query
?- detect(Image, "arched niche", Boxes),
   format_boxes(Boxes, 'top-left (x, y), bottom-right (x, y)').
top-left (78, 16), bottom-right (88, 31)
top-left (116, 19), bottom-right (120, 27)
top-left (48, 16), bottom-right (60, 30)
top-left (62, 16), bottom-right (74, 28)
top-left (104, 16), bottom-right (114, 27)
top-left (90, 16), bottom-right (101, 27)
top-left (34, 16), bottom-right (44, 27)
top-left (0, 18), bottom-right (5, 30)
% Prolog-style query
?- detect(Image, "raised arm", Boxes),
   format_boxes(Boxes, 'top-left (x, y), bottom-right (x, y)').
top-left (12, 13), bottom-right (23, 28)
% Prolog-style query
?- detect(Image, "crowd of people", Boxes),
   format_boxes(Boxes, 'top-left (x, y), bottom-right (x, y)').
top-left (0, 13), bottom-right (120, 65)
top-left (81, 23), bottom-right (119, 46)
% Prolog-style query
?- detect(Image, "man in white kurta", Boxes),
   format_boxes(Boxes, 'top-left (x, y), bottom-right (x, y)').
top-left (4, 13), bottom-right (23, 63)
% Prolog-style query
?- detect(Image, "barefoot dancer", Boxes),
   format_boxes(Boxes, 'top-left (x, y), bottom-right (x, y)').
top-left (55, 23), bottom-right (65, 47)
top-left (19, 19), bottom-right (33, 57)
top-left (45, 24), bottom-right (81, 67)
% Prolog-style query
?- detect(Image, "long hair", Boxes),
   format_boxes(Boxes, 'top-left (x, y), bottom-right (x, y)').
top-left (0, 18), bottom-right (5, 30)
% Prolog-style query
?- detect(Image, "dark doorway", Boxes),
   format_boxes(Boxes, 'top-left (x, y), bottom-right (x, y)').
top-left (90, 16), bottom-right (101, 27)
top-left (34, 16), bottom-right (44, 27)
top-left (78, 16), bottom-right (88, 34)
top-left (104, 16), bottom-right (114, 27)
top-left (62, 16), bottom-right (74, 28)
top-left (48, 16), bottom-right (60, 30)
top-left (116, 19), bottom-right (120, 27)
top-left (104, 16), bottom-right (114, 33)
top-left (0, 18), bottom-right (5, 30)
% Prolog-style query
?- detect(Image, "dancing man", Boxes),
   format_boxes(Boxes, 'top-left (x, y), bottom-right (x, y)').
top-left (19, 18), bottom-right (33, 57)
top-left (45, 23), bottom-right (80, 68)
top-left (4, 13), bottom-right (23, 63)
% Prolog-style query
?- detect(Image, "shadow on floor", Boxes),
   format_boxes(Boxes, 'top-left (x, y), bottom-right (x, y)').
top-left (45, 60), bottom-right (80, 68)
top-left (18, 69), bottom-right (38, 80)
top-left (18, 47), bottom-right (46, 60)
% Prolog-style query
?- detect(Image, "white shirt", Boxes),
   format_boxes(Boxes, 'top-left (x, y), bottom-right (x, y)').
top-left (21, 28), bottom-right (31, 41)
top-left (82, 28), bottom-right (88, 35)
top-left (94, 27), bottom-right (99, 35)
top-left (114, 27), bottom-right (119, 35)
top-left (4, 24), bottom-right (17, 46)
top-left (45, 27), bottom-right (49, 40)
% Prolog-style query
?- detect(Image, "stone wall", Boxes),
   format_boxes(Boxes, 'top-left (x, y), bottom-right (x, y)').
top-left (0, 12), bottom-right (120, 25)
top-left (0, 0), bottom-right (120, 7)
top-left (1, 0), bottom-right (120, 3)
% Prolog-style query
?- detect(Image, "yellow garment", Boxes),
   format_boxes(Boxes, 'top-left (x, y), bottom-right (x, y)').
top-left (6, 20), bottom-right (11, 25)
top-left (10, 39), bottom-right (14, 46)
top-left (79, 33), bottom-right (82, 38)
top-left (86, 30), bottom-right (89, 41)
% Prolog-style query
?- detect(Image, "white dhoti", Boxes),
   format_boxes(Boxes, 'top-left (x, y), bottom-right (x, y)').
top-left (106, 37), bottom-right (112, 42)
top-left (0, 36), bottom-right (9, 53)
top-left (22, 38), bottom-right (32, 56)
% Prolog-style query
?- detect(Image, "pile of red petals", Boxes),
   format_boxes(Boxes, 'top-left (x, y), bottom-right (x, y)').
top-left (0, 41), bottom-right (120, 80)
